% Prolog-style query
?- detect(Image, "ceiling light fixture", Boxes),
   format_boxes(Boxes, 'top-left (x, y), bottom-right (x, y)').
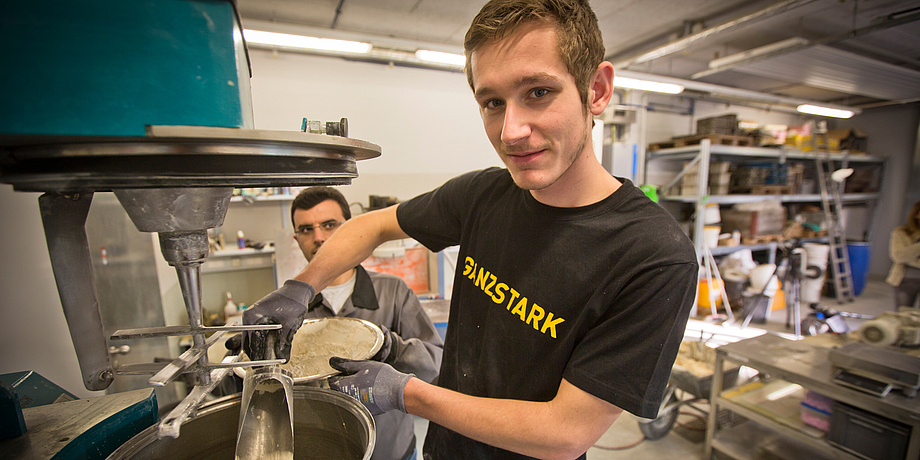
top-left (243, 29), bottom-right (371, 54)
top-left (614, 76), bottom-right (684, 94)
top-left (796, 104), bottom-right (855, 119)
top-left (415, 50), bottom-right (465, 68)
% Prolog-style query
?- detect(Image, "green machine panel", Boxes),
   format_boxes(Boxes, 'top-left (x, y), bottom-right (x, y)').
top-left (0, 0), bottom-right (251, 136)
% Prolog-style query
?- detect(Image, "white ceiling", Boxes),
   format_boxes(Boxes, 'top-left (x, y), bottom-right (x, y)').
top-left (236, 0), bottom-right (920, 109)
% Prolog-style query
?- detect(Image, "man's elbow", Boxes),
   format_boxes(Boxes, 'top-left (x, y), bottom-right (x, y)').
top-left (539, 438), bottom-right (601, 460)
top-left (541, 415), bottom-right (622, 460)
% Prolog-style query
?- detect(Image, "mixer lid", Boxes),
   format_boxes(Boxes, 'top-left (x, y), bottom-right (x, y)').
top-left (0, 125), bottom-right (381, 193)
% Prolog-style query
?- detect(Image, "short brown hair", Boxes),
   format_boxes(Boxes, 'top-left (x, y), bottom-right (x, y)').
top-left (464, 0), bottom-right (605, 106)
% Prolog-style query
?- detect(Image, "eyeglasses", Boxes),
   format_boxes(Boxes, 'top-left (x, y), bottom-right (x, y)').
top-left (295, 220), bottom-right (344, 236)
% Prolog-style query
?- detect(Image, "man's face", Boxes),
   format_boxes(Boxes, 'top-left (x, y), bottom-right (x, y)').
top-left (292, 199), bottom-right (346, 262)
top-left (470, 21), bottom-right (595, 193)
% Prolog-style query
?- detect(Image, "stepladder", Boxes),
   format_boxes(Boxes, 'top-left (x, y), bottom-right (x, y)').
top-left (811, 120), bottom-right (855, 303)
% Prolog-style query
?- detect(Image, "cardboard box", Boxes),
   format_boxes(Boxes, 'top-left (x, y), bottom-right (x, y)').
top-left (680, 161), bottom-right (732, 195)
top-left (721, 207), bottom-right (787, 239)
top-left (696, 114), bottom-right (738, 135)
top-left (826, 128), bottom-right (868, 153)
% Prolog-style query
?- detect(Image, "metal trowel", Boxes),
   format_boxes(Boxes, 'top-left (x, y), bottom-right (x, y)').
top-left (235, 332), bottom-right (295, 460)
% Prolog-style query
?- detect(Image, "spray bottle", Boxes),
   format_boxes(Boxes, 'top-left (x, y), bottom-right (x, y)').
top-left (224, 292), bottom-right (238, 320)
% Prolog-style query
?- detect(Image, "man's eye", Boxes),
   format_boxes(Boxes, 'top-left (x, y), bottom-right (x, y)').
top-left (532, 88), bottom-right (549, 98)
top-left (484, 99), bottom-right (504, 109)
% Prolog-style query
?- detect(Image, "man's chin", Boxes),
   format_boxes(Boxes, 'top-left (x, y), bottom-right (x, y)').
top-left (508, 169), bottom-right (552, 191)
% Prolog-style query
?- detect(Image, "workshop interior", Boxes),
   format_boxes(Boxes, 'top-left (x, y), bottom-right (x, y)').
top-left (1, 0), bottom-right (919, 459)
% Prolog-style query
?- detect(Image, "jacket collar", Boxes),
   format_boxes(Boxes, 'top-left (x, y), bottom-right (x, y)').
top-left (308, 265), bottom-right (379, 312)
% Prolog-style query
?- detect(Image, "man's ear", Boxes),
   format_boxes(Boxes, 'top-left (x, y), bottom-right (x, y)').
top-left (588, 61), bottom-right (615, 117)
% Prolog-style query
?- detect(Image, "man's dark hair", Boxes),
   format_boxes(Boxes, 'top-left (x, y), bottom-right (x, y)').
top-left (290, 186), bottom-right (351, 227)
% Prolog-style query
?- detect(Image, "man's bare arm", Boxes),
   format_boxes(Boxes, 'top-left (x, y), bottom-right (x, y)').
top-left (404, 377), bottom-right (623, 460)
top-left (294, 204), bottom-right (408, 291)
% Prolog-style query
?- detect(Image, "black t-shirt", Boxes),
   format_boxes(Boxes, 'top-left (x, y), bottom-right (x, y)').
top-left (397, 168), bottom-right (698, 459)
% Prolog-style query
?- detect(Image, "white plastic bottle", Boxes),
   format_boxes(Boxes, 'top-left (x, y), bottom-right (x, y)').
top-left (223, 292), bottom-right (238, 320)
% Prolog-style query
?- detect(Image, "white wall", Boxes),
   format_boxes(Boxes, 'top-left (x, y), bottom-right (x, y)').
top-left (0, 187), bottom-right (104, 398)
top-left (838, 104), bottom-right (920, 275)
top-left (247, 49), bottom-right (501, 205)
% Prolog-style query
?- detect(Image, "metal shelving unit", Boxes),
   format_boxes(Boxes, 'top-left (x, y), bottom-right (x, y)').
top-left (200, 247), bottom-right (275, 274)
top-left (644, 139), bottom-right (885, 258)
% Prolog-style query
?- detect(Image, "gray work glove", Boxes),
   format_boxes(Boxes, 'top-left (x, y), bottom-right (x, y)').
top-left (328, 358), bottom-right (413, 415)
top-left (370, 324), bottom-right (394, 363)
top-left (242, 280), bottom-right (315, 361)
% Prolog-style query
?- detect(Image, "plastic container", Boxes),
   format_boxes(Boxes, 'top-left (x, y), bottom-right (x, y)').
top-left (802, 243), bottom-right (829, 304)
top-left (847, 242), bottom-right (870, 296)
top-left (703, 203), bottom-right (721, 225)
top-left (698, 279), bottom-right (724, 309)
top-left (703, 225), bottom-right (721, 249)
top-left (237, 230), bottom-right (246, 249)
top-left (801, 390), bottom-right (834, 432)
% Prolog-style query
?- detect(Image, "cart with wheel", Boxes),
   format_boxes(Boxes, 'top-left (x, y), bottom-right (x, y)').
top-left (638, 341), bottom-right (742, 440)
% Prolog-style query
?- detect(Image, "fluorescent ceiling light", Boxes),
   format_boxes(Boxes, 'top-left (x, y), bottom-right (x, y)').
top-left (614, 76), bottom-right (684, 94)
top-left (243, 29), bottom-right (371, 54)
top-left (796, 104), bottom-right (855, 119)
top-left (415, 50), bottom-right (465, 68)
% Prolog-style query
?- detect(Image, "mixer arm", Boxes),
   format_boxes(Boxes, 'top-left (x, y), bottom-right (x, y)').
top-left (38, 192), bottom-right (114, 391)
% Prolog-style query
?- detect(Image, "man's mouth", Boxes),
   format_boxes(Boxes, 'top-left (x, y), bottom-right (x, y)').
top-left (505, 148), bottom-right (545, 162)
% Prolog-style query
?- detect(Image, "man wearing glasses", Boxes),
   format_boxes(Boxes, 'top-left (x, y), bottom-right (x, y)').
top-left (290, 186), bottom-right (443, 460)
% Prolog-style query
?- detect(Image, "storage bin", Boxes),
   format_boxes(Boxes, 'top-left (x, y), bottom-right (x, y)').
top-left (828, 401), bottom-right (910, 460)
top-left (800, 403), bottom-right (831, 432)
top-left (847, 242), bottom-right (870, 296)
top-left (800, 391), bottom-right (834, 432)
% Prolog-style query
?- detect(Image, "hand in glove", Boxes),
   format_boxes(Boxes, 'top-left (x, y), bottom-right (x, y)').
top-left (328, 358), bottom-right (413, 415)
top-left (370, 324), bottom-right (394, 363)
top-left (242, 280), bottom-right (315, 361)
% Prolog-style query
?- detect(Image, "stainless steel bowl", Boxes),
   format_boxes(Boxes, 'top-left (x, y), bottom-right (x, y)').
top-left (107, 386), bottom-right (375, 459)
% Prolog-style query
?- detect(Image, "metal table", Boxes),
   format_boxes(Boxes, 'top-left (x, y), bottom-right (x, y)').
top-left (705, 334), bottom-right (920, 459)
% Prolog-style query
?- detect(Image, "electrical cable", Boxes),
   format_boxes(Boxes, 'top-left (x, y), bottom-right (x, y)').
top-left (592, 434), bottom-right (646, 451)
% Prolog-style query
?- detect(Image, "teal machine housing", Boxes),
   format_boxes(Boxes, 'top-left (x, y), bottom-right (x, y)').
top-left (0, 0), bottom-right (382, 453)
top-left (1, 0), bottom-right (253, 136)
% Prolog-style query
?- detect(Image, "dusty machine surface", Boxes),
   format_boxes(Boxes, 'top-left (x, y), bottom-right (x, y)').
top-left (857, 308), bottom-right (920, 347)
top-left (0, 0), bottom-right (381, 454)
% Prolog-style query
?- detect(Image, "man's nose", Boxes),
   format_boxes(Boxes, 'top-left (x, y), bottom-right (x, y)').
top-left (313, 226), bottom-right (335, 242)
top-left (500, 103), bottom-right (531, 145)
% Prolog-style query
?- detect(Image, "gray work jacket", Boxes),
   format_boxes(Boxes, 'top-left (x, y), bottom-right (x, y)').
top-left (307, 265), bottom-right (443, 460)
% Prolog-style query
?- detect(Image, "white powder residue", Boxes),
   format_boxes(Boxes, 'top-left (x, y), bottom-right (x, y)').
top-left (281, 319), bottom-right (378, 379)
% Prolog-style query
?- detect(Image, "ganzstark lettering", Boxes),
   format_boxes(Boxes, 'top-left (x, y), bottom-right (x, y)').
top-left (462, 256), bottom-right (565, 338)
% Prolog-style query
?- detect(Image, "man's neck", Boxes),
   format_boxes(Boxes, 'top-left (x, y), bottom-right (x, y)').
top-left (531, 151), bottom-right (621, 208)
top-left (328, 267), bottom-right (357, 287)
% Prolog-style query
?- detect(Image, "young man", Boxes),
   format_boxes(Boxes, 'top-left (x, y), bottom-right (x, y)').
top-left (244, 1), bottom-right (697, 458)
top-left (287, 186), bottom-right (443, 460)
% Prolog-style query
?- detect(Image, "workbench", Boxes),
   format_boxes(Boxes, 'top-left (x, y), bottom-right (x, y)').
top-left (704, 334), bottom-right (920, 459)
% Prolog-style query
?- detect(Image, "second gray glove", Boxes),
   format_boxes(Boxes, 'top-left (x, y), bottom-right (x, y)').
top-left (328, 357), bottom-right (413, 415)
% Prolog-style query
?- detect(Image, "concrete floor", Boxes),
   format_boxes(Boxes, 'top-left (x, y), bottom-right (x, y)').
top-left (412, 277), bottom-right (898, 459)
